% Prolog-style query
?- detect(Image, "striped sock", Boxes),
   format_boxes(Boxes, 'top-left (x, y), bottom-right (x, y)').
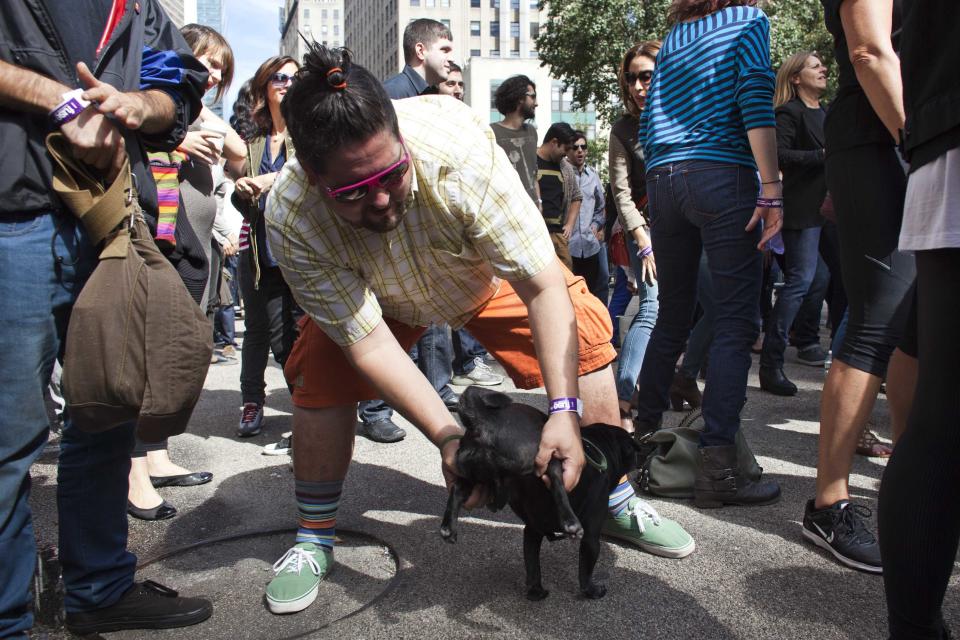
top-left (295, 479), bottom-right (343, 551)
top-left (608, 476), bottom-right (635, 517)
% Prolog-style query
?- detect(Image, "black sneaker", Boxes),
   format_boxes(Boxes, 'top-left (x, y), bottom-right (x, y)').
top-left (802, 499), bottom-right (882, 573)
top-left (65, 581), bottom-right (211, 634)
top-left (796, 344), bottom-right (828, 367)
top-left (356, 419), bottom-right (406, 443)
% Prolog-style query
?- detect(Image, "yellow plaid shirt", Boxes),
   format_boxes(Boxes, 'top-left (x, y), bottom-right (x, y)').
top-left (265, 96), bottom-right (555, 347)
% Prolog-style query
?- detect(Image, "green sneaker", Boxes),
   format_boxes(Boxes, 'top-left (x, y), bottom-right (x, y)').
top-left (602, 497), bottom-right (696, 558)
top-left (266, 542), bottom-right (333, 614)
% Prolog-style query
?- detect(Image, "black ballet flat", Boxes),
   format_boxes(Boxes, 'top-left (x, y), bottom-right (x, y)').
top-left (127, 500), bottom-right (177, 521)
top-left (149, 472), bottom-right (213, 488)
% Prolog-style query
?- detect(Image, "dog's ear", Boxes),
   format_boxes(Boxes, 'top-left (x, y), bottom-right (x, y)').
top-left (480, 391), bottom-right (513, 411)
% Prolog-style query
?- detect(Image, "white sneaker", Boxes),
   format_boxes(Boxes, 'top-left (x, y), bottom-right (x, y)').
top-left (451, 357), bottom-right (504, 386)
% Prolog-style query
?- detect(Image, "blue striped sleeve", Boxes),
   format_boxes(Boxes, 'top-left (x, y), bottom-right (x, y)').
top-left (734, 15), bottom-right (776, 130)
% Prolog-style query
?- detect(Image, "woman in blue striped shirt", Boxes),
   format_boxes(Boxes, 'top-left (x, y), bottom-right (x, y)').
top-left (633, 0), bottom-right (783, 509)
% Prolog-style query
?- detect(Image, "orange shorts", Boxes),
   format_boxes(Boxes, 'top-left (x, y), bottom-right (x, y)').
top-left (285, 268), bottom-right (616, 409)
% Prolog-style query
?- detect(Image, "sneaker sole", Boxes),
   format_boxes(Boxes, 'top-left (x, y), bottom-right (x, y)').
top-left (266, 583), bottom-right (319, 614)
top-left (66, 608), bottom-right (211, 634)
top-left (450, 376), bottom-right (503, 386)
top-left (801, 528), bottom-right (882, 574)
top-left (601, 530), bottom-right (696, 559)
top-left (262, 444), bottom-right (291, 455)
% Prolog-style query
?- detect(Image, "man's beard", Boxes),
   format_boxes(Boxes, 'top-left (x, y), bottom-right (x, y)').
top-left (358, 199), bottom-right (408, 233)
top-left (521, 104), bottom-right (536, 120)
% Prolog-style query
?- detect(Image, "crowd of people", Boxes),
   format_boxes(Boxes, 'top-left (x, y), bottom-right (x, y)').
top-left (1, 0), bottom-right (957, 638)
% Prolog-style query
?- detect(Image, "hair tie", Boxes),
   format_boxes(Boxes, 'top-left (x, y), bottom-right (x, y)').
top-left (326, 67), bottom-right (347, 90)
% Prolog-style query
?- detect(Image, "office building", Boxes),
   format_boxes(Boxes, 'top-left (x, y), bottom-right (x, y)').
top-left (281, 0), bottom-right (346, 63)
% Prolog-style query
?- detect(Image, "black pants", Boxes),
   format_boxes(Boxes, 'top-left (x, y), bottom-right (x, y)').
top-left (571, 253), bottom-right (603, 302)
top-left (238, 257), bottom-right (299, 405)
top-left (879, 249), bottom-right (960, 639)
top-left (825, 143), bottom-right (916, 377)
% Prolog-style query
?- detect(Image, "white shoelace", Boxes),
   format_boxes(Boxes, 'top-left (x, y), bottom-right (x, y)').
top-left (626, 499), bottom-right (662, 534)
top-left (473, 357), bottom-right (496, 374)
top-left (273, 546), bottom-right (321, 577)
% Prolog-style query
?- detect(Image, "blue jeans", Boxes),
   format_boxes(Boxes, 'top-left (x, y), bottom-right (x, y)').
top-left (615, 233), bottom-right (659, 402)
top-left (760, 226), bottom-right (825, 369)
top-left (0, 212), bottom-right (134, 636)
top-left (594, 243), bottom-right (610, 304)
top-left (680, 251), bottom-right (716, 380)
top-left (607, 266), bottom-right (632, 348)
top-left (214, 254), bottom-right (239, 346)
top-left (636, 161), bottom-right (762, 446)
top-left (452, 328), bottom-right (487, 376)
top-left (360, 323), bottom-right (455, 424)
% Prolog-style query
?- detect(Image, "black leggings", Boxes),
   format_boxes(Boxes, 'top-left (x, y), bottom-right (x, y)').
top-left (825, 143), bottom-right (916, 377)
top-left (879, 249), bottom-right (960, 639)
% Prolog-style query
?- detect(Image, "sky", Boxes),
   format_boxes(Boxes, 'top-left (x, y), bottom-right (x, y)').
top-left (222, 0), bottom-right (284, 116)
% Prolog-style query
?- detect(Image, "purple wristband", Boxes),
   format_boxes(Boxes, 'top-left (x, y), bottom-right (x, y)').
top-left (549, 397), bottom-right (583, 418)
top-left (637, 245), bottom-right (653, 259)
top-left (49, 89), bottom-right (91, 128)
top-left (756, 197), bottom-right (784, 209)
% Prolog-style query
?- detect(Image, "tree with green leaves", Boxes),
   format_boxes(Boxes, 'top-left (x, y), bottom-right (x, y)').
top-left (536, 0), bottom-right (834, 125)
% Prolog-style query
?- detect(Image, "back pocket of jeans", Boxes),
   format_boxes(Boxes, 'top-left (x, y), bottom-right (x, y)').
top-left (679, 165), bottom-right (744, 219)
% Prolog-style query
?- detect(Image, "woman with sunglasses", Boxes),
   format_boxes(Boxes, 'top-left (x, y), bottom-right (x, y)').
top-left (233, 56), bottom-right (301, 438)
top-left (127, 23), bottom-right (246, 521)
top-left (607, 41), bottom-right (662, 429)
top-left (633, 0), bottom-right (783, 508)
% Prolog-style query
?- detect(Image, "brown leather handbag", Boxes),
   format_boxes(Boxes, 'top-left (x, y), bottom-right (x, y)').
top-left (47, 134), bottom-right (212, 442)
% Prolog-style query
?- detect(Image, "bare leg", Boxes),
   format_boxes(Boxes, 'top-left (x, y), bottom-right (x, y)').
top-left (292, 404), bottom-right (357, 482)
top-left (618, 399), bottom-right (633, 431)
top-left (579, 364), bottom-right (620, 427)
top-left (885, 348), bottom-right (918, 445)
top-left (128, 456), bottom-right (164, 509)
top-left (815, 360), bottom-right (883, 509)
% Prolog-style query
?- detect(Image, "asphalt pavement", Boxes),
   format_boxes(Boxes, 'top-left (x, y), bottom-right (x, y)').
top-left (28, 323), bottom-right (959, 639)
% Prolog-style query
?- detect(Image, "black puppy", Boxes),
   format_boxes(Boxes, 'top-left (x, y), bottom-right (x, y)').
top-left (440, 387), bottom-right (641, 600)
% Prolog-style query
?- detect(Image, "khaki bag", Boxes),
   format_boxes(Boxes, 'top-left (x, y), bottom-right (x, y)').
top-left (637, 408), bottom-right (764, 499)
top-left (47, 134), bottom-right (212, 442)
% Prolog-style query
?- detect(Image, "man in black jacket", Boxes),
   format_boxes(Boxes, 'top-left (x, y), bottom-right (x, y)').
top-left (0, 1), bottom-right (210, 635)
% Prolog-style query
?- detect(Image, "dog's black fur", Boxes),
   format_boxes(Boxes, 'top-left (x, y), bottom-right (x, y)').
top-left (440, 387), bottom-right (642, 600)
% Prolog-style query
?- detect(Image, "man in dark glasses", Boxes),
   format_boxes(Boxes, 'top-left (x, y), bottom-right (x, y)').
top-left (260, 44), bottom-right (693, 616)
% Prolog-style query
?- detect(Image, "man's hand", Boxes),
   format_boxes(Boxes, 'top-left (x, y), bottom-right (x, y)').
top-left (534, 411), bottom-right (584, 493)
top-left (77, 62), bottom-right (150, 130)
top-left (594, 227), bottom-right (605, 243)
top-left (59, 101), bottom-right (126, 183)
top-left (440, 438), bottom-right (487, 510)
top-left (178, 130), bottom-right (222, 165)
top-left (561, 221), bottom-right (575, 240)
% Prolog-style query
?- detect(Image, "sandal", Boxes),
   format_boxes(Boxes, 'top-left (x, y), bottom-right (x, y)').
top-left (856, 428), bottom-right (893, 458)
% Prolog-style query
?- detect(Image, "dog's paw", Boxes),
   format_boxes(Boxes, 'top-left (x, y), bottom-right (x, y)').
top-left (526, 586), bottom-right (550, 601)
top-left (439, 527), bottom-right (458, 543)
top-left (581, 582), bottom-right (607, 600)
top-left (563, 519), bottom-right (584, 539)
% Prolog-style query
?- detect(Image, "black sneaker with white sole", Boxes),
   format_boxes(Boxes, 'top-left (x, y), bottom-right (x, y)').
top-left (796, 344), bottom-right (828, 367)
top-left (802, 498), bottom-right (882, 573)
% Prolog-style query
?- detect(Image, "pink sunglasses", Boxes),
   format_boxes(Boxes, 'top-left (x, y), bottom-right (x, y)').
top-left (325, 145), bottom-right (411, 203)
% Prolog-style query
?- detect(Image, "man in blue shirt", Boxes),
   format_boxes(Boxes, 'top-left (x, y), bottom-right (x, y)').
top-left (566, 130), bottom-right (607, 302)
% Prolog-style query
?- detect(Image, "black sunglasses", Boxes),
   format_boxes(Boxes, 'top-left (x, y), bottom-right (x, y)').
top-left (625, 70), bottom-right (654, 85)
top-left (571, 143), bottom-right (588, 150)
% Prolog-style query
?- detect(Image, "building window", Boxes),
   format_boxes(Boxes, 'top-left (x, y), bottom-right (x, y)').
top-left (470, 48), bottom-right (481, 56)
top-left (551, 82), bottom-right (574, 112)
top-left (530, 22), bottom-right (539, 38)
top-left (511, 0), bottom-right (520, 8)
top-left (321, 25), bottom-right (328, 35)
top-left (510, 22), bottom-right (519, 37)
top-left (470, 21), bottom-right (481, 36)
top-left (321, 9), bottom-right (326, 19)
top-left (303, 8), bottom-right (310, 18)
top-left (490, 0), bottom-right (499, 7)
top-left (471, 0), bottom-right (481, 6)
top-left (441, 0), bottom-right (450, 6)
top-left (426, 0), bottom-right (435, 6)
top-left (441, 18), bottom-right (450, 28)
top-left (334, 9), bottom-right (339, 19)
top-left (490, 81), bottom-right (502, 110)
top-left (411, 0), bottom-right (419, 5)
top-left (490, 49), bottom-right (500, 57)
top-left (490, 21), bottom-right (500, 37)
top-left (530, 0), bottom-right (539, 7)
top-left (510, 49), bottom-right (520, 57)
top-left (334, 24), bottom-right (339, 35)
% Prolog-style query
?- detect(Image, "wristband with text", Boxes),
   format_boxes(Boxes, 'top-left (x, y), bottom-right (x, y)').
top-left (756, 197), bottom-right (784, 209)
top-left (49, 89), bottom-right (91, 128)
top-left (549, 397), bottom-right (583, 418)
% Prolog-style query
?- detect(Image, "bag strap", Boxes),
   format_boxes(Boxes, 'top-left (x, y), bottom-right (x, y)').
top-left (45, 132), bottom-right (133, 247)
